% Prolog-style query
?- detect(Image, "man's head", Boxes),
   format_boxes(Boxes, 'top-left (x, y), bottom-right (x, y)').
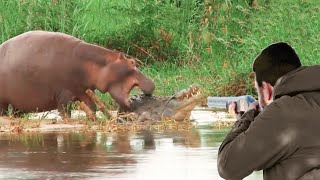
top-left (252, 42), bottom-right (302, 108)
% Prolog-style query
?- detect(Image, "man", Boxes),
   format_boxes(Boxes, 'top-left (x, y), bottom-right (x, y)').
top-left (218, 42), bottom-right (320, 180)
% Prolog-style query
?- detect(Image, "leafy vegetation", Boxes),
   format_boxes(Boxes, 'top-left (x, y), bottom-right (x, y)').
top-left (1, 0), bottom-right (320, 109)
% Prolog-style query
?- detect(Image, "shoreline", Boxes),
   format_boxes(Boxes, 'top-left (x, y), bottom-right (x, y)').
top-left (0, 107), bottom-right (236, 133)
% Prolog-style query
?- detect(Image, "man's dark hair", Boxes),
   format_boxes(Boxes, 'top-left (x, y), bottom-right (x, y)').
top-left (252, 42), bottom-right (302, 87)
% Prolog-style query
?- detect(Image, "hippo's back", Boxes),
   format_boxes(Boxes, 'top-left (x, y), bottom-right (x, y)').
top-left (0, 31), bottom-right (85, 111)
top-left (0, 31), bottom-right (81, 65)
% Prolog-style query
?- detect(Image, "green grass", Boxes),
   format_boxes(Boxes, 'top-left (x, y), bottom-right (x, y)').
top-left (1, 0), bottom-right (320, 109)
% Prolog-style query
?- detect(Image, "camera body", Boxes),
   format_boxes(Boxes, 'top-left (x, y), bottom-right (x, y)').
top-left (225, 95), bottom-right (256, 113)
top-left (207, 95), bottom-right (256, 113)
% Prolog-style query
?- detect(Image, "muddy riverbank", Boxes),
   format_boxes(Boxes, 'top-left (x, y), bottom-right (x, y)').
top-left (0, 108), bottom-right (236, 133)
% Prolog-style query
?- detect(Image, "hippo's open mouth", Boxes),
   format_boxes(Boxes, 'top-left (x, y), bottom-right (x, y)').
top-left (108, 69), bottom-right (155, 111)
top-left (125, 83), bottom-right (139, 105)
top-left (124, 70), bottom-right (155, 109)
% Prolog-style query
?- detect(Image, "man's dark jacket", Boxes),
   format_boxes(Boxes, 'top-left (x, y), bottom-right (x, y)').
top-left (218, 65), bottom-right (320, 180)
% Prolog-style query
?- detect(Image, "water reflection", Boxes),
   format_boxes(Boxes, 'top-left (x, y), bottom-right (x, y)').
top-left (0, 128), bottom-right (262, 179)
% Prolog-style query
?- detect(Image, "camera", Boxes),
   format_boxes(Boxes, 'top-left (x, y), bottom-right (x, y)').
top-left (225, 95), bottom-right (257, 113)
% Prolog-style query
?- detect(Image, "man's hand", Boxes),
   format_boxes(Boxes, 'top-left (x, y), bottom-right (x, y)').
top-left (249, 100), bottom-right (260, 111)
top-left (228, 101), bottom-right (238, 119)
top-left (228, 100), bottom-right (260, 119)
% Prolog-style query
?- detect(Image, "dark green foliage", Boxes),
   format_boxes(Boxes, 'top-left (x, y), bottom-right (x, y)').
top-left (1, 0), bottom-right (320, 108)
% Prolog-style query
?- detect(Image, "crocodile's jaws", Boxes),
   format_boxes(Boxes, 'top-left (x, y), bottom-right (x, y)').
top-left (119, 84), bottom-right (202, 122)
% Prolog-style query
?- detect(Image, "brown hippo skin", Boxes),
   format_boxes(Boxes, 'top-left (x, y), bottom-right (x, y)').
top-left (0, 31), bottom-right (155, 117)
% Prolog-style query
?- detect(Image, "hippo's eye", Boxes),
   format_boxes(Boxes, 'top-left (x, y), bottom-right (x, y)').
top-left (128, 59), bottom-right (136, 67)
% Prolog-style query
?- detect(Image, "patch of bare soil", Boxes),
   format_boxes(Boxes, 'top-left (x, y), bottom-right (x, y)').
top-left (0, 111), bottom-right (196, 134)
top-left (0, 108), bottom-right (236, 134)
top-left (0, 116), bottom-right (88, 134)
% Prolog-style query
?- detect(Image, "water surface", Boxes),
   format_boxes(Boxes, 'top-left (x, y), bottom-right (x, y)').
top-left (0, 128), bottom-right (262, 179)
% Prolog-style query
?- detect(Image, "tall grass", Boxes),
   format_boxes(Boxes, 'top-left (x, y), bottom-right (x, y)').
top-left (1, 0), bottom-right (320, 108)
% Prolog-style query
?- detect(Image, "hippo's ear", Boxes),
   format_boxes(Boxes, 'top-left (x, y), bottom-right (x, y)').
top-left (117, 52), bottom-right (124, 61)
top-left (117, 52), bottom-right (130, 61)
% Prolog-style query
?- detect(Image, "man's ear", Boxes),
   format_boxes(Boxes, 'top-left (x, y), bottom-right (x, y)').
top-left (262, 81), bottom-right (273, 101)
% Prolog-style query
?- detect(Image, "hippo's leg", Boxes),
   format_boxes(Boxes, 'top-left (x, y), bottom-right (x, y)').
top-left (56, 90), bottom-right (75, 119)
top-left (78, 94), bottom-right (97, 120)
top-left (79, 93), bottom-right (97, 112)
top-left (85, 89), bottom-right (111, 118)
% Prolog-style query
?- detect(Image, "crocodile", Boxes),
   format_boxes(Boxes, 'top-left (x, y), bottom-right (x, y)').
top-left (119, 84), bottom-right (202, 122)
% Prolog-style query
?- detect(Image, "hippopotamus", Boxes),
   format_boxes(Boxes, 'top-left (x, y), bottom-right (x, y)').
top-left (0, 31), bottom-right (155, 118)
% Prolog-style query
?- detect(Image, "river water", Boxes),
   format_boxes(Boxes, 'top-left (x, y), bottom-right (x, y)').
top-left (0, 128), bottom-right (262, 180)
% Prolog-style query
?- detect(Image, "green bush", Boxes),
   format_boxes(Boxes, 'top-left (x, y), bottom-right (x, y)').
top-left (1, 0), bottom-right (320, 108)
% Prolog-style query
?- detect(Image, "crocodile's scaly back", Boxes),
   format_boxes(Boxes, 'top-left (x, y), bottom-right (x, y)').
top-left (119, 84), bottom-right (202, 121)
